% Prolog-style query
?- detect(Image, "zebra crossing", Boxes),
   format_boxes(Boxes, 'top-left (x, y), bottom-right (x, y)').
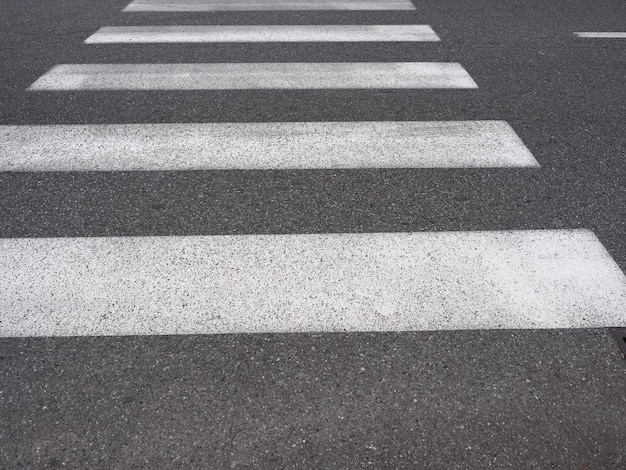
top-left (122, 0), bottom-right (417, 11)
top-left (2, 230), bottom-right (625, 337)
top-left (0, 121), bottom-right (538, 171)
top-left (2, 0), bottom-right (626, 339)
top-left (84, 25), bottom-right (441, 43)
top-left (28, 62), bottom-right (478, 90)
top-left (575, 32), bottom-right (626, 38)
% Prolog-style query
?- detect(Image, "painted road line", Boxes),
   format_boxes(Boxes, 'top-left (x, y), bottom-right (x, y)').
top-left (123, 0), bottom-right (416, 11)
top-left (575, 32), bottom-right (626, 38)
top-left (1, 230), bottom-right (625, 337)
top-left (0, 121), bottom-right (537, 171)
top-left (28, 63), bottom-right (478, 90)
top-left (85, 25), bottom-right (440, 44)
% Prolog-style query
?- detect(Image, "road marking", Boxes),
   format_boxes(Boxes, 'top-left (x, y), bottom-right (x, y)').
top-left (123, 0), bottom-right (416, 11)
top-left (28, 63), bottom-right (478, 90)
top-left (0, 121), bottom-right (538, 171)
top-left (1, 230), bottom-right (624, 337)
top-left (575, 32), bottom-right (626, 38)
top-left (85, 25), bottom-right (440, 43)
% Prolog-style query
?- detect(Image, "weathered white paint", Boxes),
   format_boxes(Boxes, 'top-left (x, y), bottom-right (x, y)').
top-left (85, 25), bottom-right (440, 43)
top-left (28, 63), bottom-right (478, 90)
top-left (575, 32), bottom-right (626, 38)
top-left (1, 230), bottom-right (624, 337)
top-left (123, 0), bottom-right (416, 11)
top-left (0, 121), bottom-right (538, 171)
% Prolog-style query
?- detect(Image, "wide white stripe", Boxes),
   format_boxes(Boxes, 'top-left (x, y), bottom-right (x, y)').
top-left (85, 25), bottom-right (440, 43)
top-left (123, 0), bottom-right (416, 11)
top-left (1, 230), bottom-right (624, 337)
top-left (575, 32), bottom-right (626, 38)
top-left (28, 63), bottom-right (478, 90)
top-left (0, 121), bottom-right (538, 171)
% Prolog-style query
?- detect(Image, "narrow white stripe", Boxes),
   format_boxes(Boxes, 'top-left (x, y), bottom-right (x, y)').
top-left (1, 230), bottom-right (624, 337)
top-left (85, 25), bottom-right (440, 43)
top-left (123, 0), bottom-right (416, 11)
top-left (575, 32), bottom-right (626, 38)
top-left (0, 121), bottom-right (538, 171)
top-left (28, 63), bottom-right (477, 91)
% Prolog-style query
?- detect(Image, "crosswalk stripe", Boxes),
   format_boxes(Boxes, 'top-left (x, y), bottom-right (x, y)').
top-left (123, 0), bottom-right (417, 12)
top-left (1, 230), bottom-right (624, 337)
top-left (85, 25), bottom-right (440, 44)
top-left (28, 63), bottom-right (478, 91)
top-left (0, 121), bottom-right (537, 171)
top-left (574, 32), bottom-right (626, 38)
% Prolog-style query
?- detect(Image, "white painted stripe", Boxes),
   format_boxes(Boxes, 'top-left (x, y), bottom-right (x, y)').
top-left (1, 230), bottom-right (624, 337)
top-left (28, 63), bottom-right (477, 91)
top-left (85, 25), bottom-right (440, 43)
top-left (0, 121), bottom-right (538, 171)
top-left (123, 0), bottom-right (416, 11)
top-left (575, 32), bottom-right (626, 38)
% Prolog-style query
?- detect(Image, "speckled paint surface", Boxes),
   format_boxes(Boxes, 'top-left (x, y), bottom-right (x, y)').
top-left (0, 121), bottom-right (537, 171)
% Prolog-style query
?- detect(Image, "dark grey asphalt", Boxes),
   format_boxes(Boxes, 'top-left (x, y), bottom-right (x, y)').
top-left (2, 330), bottom-right (626, 468)
top-left (1, 0), bottom-right (625, 467)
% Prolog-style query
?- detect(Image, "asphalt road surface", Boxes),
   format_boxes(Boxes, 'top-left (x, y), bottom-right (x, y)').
top-left (1, 0), bottom-right (625, 467)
